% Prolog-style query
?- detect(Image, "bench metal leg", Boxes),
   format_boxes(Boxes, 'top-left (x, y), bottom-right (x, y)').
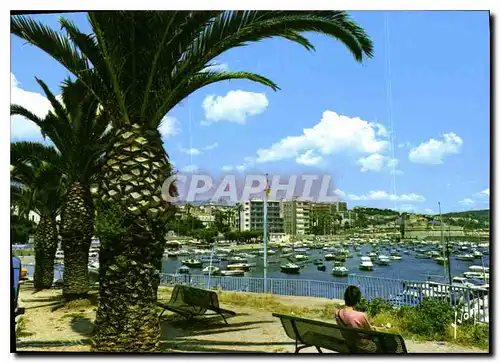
top-left (315, 346), bottom-right (323, 353)
top-left (220, 313), bottom-right (228, 325)
top-left (294, 344), bottom-right (312, 353)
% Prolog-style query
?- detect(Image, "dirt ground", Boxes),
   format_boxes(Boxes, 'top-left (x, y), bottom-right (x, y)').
top-left (15, 285), bottom-right (487, 353)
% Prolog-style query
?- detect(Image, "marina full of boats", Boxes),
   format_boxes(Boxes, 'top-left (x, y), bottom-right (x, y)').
top-left (158, 238), bottom-right (489, 291)
top-left (38, 236), bottom-right (489, 294)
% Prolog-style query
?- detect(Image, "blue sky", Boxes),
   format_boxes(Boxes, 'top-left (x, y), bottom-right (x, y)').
top-left (10, 11), bottom-right (490, 214)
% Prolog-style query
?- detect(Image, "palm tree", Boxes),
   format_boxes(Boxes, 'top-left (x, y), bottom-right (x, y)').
top-left (11, 78), bottom-right (112, 300)
top-left (12, 11), bottom-right (373, 351)
top-left (11, 142), bottom-right (64, 290)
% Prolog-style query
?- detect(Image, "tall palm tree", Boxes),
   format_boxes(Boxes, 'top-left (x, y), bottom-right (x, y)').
top-left (11, 142), bottom-right (64, 290)
top-left (11, 78), bottom-right (112, 300)
top-left (12, 11), bottom-right (373, 351)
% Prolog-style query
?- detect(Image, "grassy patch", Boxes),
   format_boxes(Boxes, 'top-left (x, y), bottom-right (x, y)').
top-left (16, 317), bottom-right (34, 338)
top-left (361, 298), bottom-right (488, 350)
top-left (158, 286), bottom-right (342, 321)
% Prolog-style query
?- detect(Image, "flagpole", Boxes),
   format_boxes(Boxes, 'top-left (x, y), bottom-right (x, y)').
top-left (263, 174), bottom-right (269, 294)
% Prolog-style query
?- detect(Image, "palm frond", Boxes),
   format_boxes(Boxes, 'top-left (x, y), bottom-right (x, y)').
top-left (11, 141), bottom-right (61, 164)
top-left (154, 71), bottom-right (279, 122)
top-left (11, 15), bottom-right (90, 75)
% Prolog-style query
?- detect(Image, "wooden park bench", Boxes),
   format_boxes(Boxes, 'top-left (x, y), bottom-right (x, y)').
top-left (158, 284), bottom-right (236, 324)
top-left (273, 313), bottom-right (408, 354)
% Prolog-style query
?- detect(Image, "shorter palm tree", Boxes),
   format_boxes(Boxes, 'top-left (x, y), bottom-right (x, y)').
top-left (11, 78), bottom-right (112, 300)
top-left (11, 142), bottom-right (65, 290)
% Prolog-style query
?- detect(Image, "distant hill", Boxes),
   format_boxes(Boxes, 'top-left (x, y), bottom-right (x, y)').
top-left (442, 209), bottom-right (490, 218)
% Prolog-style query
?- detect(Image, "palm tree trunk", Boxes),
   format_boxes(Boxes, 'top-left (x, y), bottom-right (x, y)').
top-left (92, 124), bottom-right (173, 352)
top-left (33, 215), bottom-right (58, 290)
top-left (61, 182), bottom-right (93, 300)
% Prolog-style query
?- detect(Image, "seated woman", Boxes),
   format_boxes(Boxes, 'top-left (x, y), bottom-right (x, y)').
top-left (336, 285), bottom-right (373, 331)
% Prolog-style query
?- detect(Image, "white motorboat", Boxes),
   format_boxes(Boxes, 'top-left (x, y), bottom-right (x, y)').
top-left (280, 263), bottom-right (301, 274)
top-left (220, 269), bottom-right (245, 276)
top-left (227, 263), bottom-right (252, 271)
top-left (469, 265), bottom-right (489, 273)
top-left (182, 259), bottom-right (203, 268)
top-left (228, 256), bottom-right (248, 264)
top-left (375, 255), bottom-right (391, 266)
top-left (455, 254), bottom-right (475, 261)
top-left (295, 254), bottom-right (308, 261)
top-left (359, 256), bottom-right (373, 271)
top-left (203, 266), bottom-right (221, 275)
top-left (332, 265), bottom-right (349, 277)
top-left (472, 250), bottom-right (483, 259)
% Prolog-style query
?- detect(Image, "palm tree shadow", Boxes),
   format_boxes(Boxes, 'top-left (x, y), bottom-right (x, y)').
top-left (70, 317), bottom-right (94, 337)
top-left (160, 314), bottom-right (274, 340)
top-left (25, 301), bottom-right (64, 310)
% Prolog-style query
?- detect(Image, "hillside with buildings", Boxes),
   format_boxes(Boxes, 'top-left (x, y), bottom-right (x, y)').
top-left (12, 198), bottom-right (489, 245)
top-left (167, 199), bottom-right (489, 243)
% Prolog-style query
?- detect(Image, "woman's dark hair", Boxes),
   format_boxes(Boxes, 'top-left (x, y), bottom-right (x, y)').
top-left (344, 285), bottom-right (362, 307)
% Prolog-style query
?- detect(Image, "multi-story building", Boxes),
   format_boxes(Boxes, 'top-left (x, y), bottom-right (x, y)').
top-left (309, 201), bottom-right (351, 234)
top-left (282, 199), bottom-right (311, 235)
top-left (240, 199), bottom-right (284, 233)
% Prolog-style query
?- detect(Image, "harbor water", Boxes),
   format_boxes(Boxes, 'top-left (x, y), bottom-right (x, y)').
top-left (161, 244), bottom-right (490, 284)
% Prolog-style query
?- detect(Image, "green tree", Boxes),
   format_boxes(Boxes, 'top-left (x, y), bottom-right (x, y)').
top-left (10, 213), bottom-right (36, 245)
top-left (11, 142), bottom-right (65, 290)
top-left (12, 11), bottom-right (373, 352)
top-left (11, 79), bottom-right (112, 300)
top-left (213, 209), bottom-right (230, 233)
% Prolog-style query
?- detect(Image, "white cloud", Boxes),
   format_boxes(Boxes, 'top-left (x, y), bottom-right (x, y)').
top-left (204, 142), bottom-right (219, 151)
top-left (372, 122), bottom-right (389, 138)
top-left (222, 156), bottom-right (256, 173)
top-left (202, 90), bottom-right (268, 124)
top-left (11, 73), bottom-right (52, 140)
top-left (159, 115), bottom-right (180, 138)
top-left (256, 111), bottom-right (390, 164)
top-left (348, 190), bottom-right (425, 202)
top-left (181, 164), bottom-right (198, 173)
top-left (423, 208), bottom-right (435, 215)
top-left (179, 142), bottom-right (218, 156)
top-left (458, 198), bottom-right (475, 206)
top-left (333, 189), bottom-right (346, 198)
top-left (357, 153), bottom-right (402, 174)
top-left (179, 147), bottom-right (201, 156)
top-left (480, 188), bottom-right (489, 197)
top-left (409, 132), bottom-right (463, 164)
top-left (357, 153), bottom-right (385, 172)
top-left (296, 150), bottom-right (322, 166)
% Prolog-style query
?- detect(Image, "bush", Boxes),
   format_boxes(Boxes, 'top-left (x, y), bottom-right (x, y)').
top-left (356, 297), bottom-right (393, 317)
top-left (457, 322), bottom-right (489, 350)
top-left (400, 297), bottom-right (455, 340)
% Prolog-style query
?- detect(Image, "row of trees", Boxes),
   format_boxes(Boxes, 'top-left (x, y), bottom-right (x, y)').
top-left (11, 11), bottom-right (373, 351)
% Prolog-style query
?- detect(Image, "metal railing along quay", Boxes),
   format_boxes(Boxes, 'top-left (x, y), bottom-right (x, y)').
top-left (159, 273), bottom-right (489, 324)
